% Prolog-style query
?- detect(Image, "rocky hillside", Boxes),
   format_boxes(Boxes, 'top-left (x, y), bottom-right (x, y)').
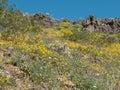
top-left (0, 1), bottom-right (120, 90)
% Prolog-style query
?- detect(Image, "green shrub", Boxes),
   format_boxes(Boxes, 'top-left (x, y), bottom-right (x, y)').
top-left (100, 34), bottom-right (119, 44)
top-left (29, 61), bottom-right (53, 83)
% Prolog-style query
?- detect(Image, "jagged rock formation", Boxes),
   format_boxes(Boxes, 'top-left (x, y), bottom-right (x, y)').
top-left (33, 13), bottom-right (58, 28)
top-left (82, 15), bottom-right (120, 33)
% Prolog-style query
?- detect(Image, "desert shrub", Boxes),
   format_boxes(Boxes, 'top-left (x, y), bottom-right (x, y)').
top-left (29, 61), bottom-right (53, 83)
top-left (69, 29), bottom-right (94, 42)
top-left (55, 24), bottom-right (61, 30)
top-left (106, 35), bottom-right (119, 43)
top-left (0, 0), bottom-right (12, 13)
top-left (0, 74), bottom-right (15, 88)
top-left (1, 11), bottom-right (29, 30)
top-left (115, 33), bottom-right (120, 43)
top-left (99, 34), bottom-right (119, 44)
top-left (72, 75), bottom-right (105, 90)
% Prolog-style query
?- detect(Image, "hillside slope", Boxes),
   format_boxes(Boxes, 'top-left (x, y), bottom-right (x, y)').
top-left (0, 5), bottom-right (120, 90)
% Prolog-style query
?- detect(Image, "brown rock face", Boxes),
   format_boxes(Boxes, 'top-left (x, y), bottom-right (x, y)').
top-left (33, 13), bottom-right (58, 28)
top-left (82, 15), bottom-right (120, 33)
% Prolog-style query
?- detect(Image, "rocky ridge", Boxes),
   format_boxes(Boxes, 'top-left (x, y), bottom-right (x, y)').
top-left (82, 15), bottom-right (120, 33)
top-left (33, 13), bottom-right (120, 33)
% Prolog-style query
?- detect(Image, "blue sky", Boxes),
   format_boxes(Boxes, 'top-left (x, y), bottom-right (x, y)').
top-left (8, 0), bottom-right (120, 20)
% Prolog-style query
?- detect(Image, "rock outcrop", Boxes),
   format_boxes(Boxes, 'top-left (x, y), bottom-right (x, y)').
top-left (82, 15), bottom-right (120, 33)
top-left (33, 13), bottom-right (58, 28)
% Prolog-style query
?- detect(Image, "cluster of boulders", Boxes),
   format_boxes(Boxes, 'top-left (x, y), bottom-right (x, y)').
top-left (33, 13), bottom-right (58, 28)
top-left (82, 15), bottom-right (120, 33)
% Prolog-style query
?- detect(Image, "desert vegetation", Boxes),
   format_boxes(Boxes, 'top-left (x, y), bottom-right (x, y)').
top-left (0, 0), bottom-right (120, 90)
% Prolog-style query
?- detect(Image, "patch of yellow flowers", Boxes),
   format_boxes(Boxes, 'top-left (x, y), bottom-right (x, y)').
top-left (0, 32), bottom-right (53, 59)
